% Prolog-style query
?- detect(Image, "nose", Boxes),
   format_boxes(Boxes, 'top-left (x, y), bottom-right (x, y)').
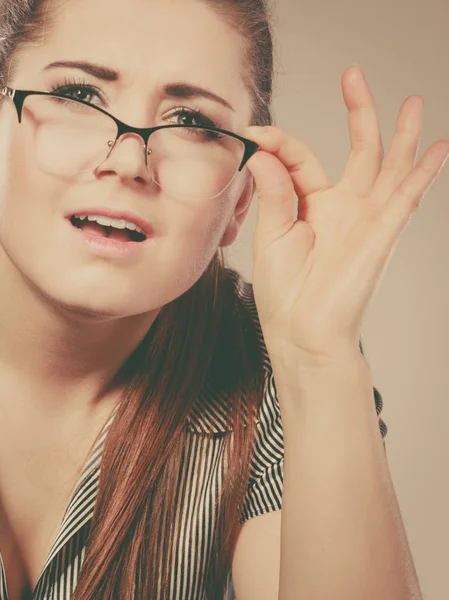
top-left (95, 132), bottom-right (153, 184)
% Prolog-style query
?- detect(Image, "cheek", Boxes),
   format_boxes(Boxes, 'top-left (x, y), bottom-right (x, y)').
top-left (157, 198), bottom-right (228, 288)
top-left (175, 170), bottom-right (247, 246)
top-left (0, 120), bottom-right (33, 237)
top-left (175, 198), bottom-right (230, 251)
top-left (0, 111), bottom-right (64, 274)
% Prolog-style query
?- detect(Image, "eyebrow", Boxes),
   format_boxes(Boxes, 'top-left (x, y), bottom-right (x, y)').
top-left (43, 60), bottom-right (235, 112)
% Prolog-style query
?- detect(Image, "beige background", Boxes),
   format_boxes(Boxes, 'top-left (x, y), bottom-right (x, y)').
top-left (224, 0), bottom-right (449, 598)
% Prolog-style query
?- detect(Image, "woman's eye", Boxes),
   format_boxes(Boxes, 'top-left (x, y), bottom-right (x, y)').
top-left (167, 108), bottom-right (216, 128)
top-left (50, 84), bottom-right (103, 106)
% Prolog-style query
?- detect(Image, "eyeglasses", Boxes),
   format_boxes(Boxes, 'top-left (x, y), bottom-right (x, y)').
top-left (0, 86), bottom-right (260, 201)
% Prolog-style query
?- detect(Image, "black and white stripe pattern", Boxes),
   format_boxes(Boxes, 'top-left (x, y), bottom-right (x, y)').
top-left (0, 268), bottom-right (387, 599)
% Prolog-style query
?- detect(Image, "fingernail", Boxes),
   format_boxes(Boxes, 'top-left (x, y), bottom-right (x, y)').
top-left (349, 63), bottom-right (365, 79)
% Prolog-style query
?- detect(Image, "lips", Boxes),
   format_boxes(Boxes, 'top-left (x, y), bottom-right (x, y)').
top-left (64, 207), bottom-right (154, 238)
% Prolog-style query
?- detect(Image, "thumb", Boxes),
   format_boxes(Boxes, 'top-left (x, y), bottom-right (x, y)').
top-left (245, 149), bottom-right (297, 247)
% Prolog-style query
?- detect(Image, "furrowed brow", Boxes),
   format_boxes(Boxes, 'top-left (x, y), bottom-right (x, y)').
top-left (163, 82), bottom-right (235, 112)
top-left (43, 60), bottom-right (119, 82)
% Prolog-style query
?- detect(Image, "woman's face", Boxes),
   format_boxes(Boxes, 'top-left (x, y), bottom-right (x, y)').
top-left (0, 0), bottom-right (254, 320)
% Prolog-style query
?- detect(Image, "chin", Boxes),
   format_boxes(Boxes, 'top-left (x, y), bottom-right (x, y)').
top-left (29, 275), bottom-right (148, 322)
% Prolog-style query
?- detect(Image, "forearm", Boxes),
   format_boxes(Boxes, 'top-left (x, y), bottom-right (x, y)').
top-left (272, 352), bottom-right (422, 600)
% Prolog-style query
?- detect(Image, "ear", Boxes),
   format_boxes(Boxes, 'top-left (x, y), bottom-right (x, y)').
top-left (219, 174), bottom-right (255, 248)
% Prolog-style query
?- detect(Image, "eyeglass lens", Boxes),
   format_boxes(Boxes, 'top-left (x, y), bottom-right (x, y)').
top-left (23, 94), bottom-right (246, 200)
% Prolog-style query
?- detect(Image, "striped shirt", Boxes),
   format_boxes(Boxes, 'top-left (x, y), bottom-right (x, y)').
top-left (0, 267), bottom-right (387, 599)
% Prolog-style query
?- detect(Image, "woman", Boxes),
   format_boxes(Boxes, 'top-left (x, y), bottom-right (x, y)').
top-left (0, 0), bottom-right (447, 598)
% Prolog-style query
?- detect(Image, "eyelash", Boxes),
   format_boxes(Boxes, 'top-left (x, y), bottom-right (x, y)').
top-left (48, 76), bottom-right (223, 130)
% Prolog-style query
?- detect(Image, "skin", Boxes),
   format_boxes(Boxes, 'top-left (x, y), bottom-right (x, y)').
top-left (0, 0), bottom-right (255, 425)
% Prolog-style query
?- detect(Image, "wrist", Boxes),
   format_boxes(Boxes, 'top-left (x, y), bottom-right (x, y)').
top-left (266, 343), bottom-right (372, 414)
top-left (264, 335), bottom-right (367, 374)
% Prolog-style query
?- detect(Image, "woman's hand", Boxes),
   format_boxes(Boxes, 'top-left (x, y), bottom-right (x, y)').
top-left (244, 64), bottom-right (449, 367)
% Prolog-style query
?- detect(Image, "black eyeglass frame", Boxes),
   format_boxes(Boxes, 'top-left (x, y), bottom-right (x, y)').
top-left (0, 86), bottom-right (261, 172)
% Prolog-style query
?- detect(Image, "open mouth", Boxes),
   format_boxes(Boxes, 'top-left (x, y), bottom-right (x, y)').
top-left (69, 216), bottom-right (147, 243)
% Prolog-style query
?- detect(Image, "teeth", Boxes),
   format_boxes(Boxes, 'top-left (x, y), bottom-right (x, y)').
top-left (75, 214), bottom-right (145, 235)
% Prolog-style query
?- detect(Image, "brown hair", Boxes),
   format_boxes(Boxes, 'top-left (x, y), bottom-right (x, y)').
top-left (0, 0), bottom-right (280, 597)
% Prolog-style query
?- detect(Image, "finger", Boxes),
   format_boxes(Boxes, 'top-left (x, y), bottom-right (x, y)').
top-left (243, 147), bottom-right (297, 246)
top-left (243, 125), bottom-right (332, 201)
top-left (381, 141), bottom-right (449, 236)
top-left (339, 65), bottom-right (384, 197)
top-left (370, 96), bottom-right (424, 205)
top-left (243, 126), bottom-right (332, 246)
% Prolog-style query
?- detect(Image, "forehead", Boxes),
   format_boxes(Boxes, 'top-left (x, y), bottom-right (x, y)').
top-left (16, 0), bottom-right (250, 117)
